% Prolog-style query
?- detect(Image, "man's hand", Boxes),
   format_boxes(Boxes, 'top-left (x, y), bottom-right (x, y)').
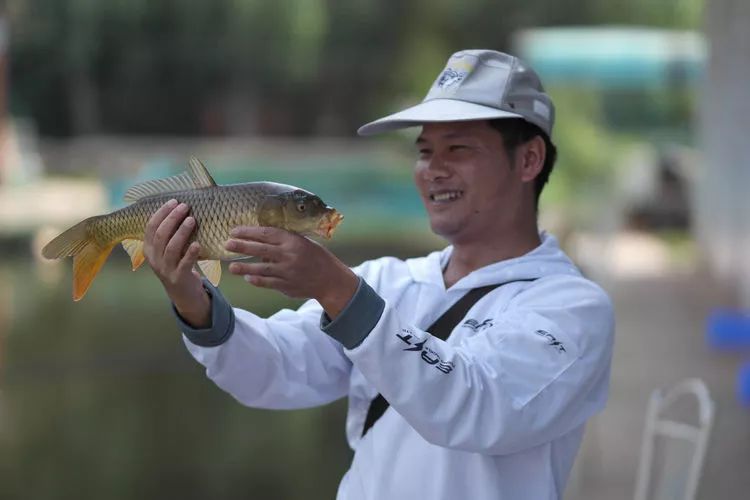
top-left (225, 226), bottom-right (359, 319)
top-left (144, 199), bottom-right (211, 328)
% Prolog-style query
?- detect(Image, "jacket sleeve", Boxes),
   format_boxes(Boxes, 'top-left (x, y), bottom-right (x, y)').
top-left (322, 275), bottom-right (615, 455)
top-left (178, 280), bottom-right (352, 410)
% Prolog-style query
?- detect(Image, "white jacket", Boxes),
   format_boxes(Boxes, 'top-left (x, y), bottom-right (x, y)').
top-left (180, 232), bottom-right (615, 500)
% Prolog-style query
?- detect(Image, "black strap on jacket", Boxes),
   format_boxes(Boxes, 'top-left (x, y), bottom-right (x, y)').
top-left (360, 279), bottom-right (537, 437)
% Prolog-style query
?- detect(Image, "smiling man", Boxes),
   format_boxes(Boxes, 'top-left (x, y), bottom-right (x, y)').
top-left (144, 50), bottom-right (615, 500)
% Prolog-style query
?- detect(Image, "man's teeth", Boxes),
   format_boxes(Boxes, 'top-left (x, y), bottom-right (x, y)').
top-left (431, 191), bottom-right (463, 201)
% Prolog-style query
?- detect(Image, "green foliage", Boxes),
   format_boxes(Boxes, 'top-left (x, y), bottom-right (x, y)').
top-left (588, 0), bottom-right (703, 29)
top-left (7, 0), bottom-right (703, 136)
top-left (539, 87), bottom-right (636, 223)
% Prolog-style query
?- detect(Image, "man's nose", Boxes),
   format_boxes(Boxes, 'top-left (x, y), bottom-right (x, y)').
top-left (424, 154), bottom-right (452, 180)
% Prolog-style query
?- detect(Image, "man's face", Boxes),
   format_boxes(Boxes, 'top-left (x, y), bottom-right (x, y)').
top-left (413, 120), bottom-right (527, 243)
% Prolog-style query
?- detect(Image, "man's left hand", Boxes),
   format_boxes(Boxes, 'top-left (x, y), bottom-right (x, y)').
top-left (225, 226), bottom-right (359, 319)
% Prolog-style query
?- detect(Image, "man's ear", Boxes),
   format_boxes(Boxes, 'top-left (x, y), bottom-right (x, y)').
top-left (517, 136), bottom-right (546, 183)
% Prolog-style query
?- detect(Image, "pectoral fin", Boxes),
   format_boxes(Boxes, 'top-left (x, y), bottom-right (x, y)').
top-left (122, 239), bottom-right (146, 271)
top-left (198, 260), bottom-right (222, 286)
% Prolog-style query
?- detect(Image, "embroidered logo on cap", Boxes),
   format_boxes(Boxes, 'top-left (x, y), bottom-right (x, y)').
top-left (436, 68), bottom-right (467, 90)
top-left (435, 57), bottom-right (476, 92)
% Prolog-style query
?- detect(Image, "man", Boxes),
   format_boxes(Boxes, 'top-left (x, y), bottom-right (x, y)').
top-left (144, 50), bottom-right (614, 500)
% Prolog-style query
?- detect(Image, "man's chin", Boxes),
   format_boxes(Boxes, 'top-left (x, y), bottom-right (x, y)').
top-left (429, 219), bottom-right (463, 239)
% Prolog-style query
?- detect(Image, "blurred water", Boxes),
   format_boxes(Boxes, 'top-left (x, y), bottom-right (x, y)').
top-left (0, 236), bottom-right (441, 500)
top-left (106, 155), bottom-right (428, 240)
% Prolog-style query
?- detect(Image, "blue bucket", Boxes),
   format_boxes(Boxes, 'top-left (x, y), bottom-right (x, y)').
top-left (738, 362), bottom-right (750, 408)
top-left (706, 309), bottom-right (750, 351)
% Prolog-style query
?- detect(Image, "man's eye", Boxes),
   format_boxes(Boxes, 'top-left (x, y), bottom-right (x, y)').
top-left (449, 145), bottom-right (468, 152)
top-left (418, 149), bottom-right (432, 157)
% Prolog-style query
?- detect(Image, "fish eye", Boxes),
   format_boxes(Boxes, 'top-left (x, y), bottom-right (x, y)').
top-left (296, 203), bottom-right (306, 212)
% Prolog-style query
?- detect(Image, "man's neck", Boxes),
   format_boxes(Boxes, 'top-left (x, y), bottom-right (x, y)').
top-left (442, 225), bottom-right (541, 288)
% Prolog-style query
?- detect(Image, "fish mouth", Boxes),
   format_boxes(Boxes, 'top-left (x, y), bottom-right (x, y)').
top-left (317, 209), bottom-right (344, 239)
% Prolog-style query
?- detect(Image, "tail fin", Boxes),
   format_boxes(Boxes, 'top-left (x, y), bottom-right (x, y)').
top-left (41, 219), bottom-right (92, 260)
top-left (42, 218), bottom-right (116, 301)
top-left (72, 241), bottom-right (116, 301)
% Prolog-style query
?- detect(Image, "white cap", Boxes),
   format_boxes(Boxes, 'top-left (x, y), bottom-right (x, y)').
top-left (358, 49), bottom-right (554, 137)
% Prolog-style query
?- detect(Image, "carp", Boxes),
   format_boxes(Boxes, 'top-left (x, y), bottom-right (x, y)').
top-left (42, 157), bottom-right (343, 300)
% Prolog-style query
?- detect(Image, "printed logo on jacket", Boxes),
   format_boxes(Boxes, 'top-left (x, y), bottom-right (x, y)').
top-left (462, 318), bottom-right (493, 332)
top-left (534, 329), bottom-right (566, 353)
top-left (396, 328), bottom-right (455, 374)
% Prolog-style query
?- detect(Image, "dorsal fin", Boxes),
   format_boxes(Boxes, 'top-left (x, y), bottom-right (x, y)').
top-left (123, 156), bottom-right (218, 203)
top-left (188, 157), bottom-right (218, 188)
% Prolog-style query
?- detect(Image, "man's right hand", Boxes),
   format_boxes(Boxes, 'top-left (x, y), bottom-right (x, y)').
top-left (144, 199), bottom-right (211, 329)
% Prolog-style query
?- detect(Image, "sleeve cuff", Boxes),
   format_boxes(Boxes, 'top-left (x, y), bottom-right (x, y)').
top-left (173, 278), bottom-right (236, 347)
top-left (320, 277), bottom-right (385, 349)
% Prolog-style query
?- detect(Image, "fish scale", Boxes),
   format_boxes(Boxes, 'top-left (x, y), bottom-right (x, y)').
top-left (94, 184), bottom-right (270, 260)
top-left (41, 157), bottom-right (343, 301)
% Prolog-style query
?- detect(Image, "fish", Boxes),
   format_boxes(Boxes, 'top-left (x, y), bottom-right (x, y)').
top-left (41, 157), bottom-right (344, 301)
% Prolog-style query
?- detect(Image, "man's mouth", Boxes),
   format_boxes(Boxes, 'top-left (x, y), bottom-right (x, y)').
top-left (429, 190), bottom-right (464, 202)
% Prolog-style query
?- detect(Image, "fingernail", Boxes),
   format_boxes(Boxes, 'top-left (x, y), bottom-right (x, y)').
top-left (244, 275), bottom-right (253, 283)
top-left (178, 203), bottom-right (188, 211)
top-left (228, 262), bottom-right (238, 272)
top-left (167, 199), bottom-right (178, 207)
top-left (230, 228), bottom-right (239, 237)
top-left (184, 217), bottom-right (194, 226)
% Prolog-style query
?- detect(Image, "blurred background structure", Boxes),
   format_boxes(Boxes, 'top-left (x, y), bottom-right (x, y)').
top-left (1, 0), bottom-right (749, 499)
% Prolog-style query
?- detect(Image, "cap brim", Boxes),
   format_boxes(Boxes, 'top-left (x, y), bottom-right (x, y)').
top-left (357, 99), bottom-right (524, 136)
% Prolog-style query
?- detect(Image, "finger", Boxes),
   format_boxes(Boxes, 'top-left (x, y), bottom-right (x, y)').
top-left (225, 239), bottom-right (279, 259)
top-left (228, 261), bottom-right (278, 277)
top-left (164, 216), bottom-right (196, 269)
top-left (243, 274), bottom-right (286, 291)
top-left (230, 225), bottom-right (286, 245)
top-left (177, 242), bottom-right (202, 276)
top-left (145, 199), bottom-right (179, 243)
top-left (153, 203), bottom-right (190, 254)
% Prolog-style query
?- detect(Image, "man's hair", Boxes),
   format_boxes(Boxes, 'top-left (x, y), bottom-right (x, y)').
top-left (488, 118), bottom-right (557, 207)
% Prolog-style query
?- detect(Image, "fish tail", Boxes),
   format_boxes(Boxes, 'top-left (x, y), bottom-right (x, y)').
top-left (41, 218), bottom-right (93, 259)
top-left (42, 216), bottom-right (117, 301)
top-left (72, 240), bottom-right (116, 301)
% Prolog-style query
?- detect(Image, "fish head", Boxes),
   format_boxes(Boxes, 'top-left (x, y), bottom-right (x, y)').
top-left (258, 189), bottom-right (343, 239)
